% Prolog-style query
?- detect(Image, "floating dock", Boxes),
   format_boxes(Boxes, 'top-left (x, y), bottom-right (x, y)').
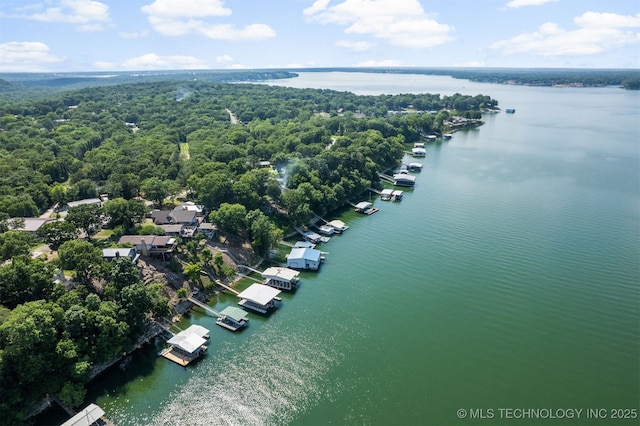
top-left (160, 324), bottom-right (210, 366)
top-left (237, 283), bottom-right (282, 314)
top-left (262, 266), bottom-right (300, 291)
top-left (216, 306), bottom-right (249, 331)
top-left (354, 201), bottom-right (378, 215)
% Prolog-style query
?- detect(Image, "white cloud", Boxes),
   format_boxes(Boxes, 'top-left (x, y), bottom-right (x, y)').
top-left (336, 40), bottom-right (374, 51)
top-left (216, 54), bottom-right (235, 64)
top-left (122, 53), bottom-right (209, 70)
top-left (491, 12), bottom-right (640, 56)
top-left (141, 0), bottom-right (231, 18)
top-left (505, 0), bottom-right (558, 8)
top-left (141, 0), bottom-right (275, 41)
top-left (354, 59), bottom-right (404, 67)
top-left (304, 0), bottom-right (454, 48)
top-left (118, 31), bottom-right (150, 39)
top-left (0, 41), bottom-right (63, 72)
top-left (13, 0), bottom-right (110, 31)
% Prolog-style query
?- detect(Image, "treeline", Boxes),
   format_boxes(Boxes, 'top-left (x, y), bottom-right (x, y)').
top-left (0, 80), bottom-right (495, 423)
top-left (307, 67), bottom-right (640, 89)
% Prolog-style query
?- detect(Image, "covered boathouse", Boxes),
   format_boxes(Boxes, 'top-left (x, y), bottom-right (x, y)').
top-left (237, 283), bottom-right (282, 314)
top-left (61, 403), bottom-right (109, 426)
top-left (286, 247), bottom-right (323, 270)
top-left (393, 173), bottom-right (416, 187)
top-left (216, 306), bottom-right (249, 331)
top-left (160, 324), bottom-right (209, 366)
top-left (262, 266), bottom-right (301, 291)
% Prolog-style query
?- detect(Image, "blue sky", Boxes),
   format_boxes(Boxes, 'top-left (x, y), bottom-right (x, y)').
top-left (0, 0), bottom-right (638, 72)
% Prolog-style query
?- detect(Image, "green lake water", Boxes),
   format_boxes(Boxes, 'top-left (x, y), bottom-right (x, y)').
top-left (77, 72), bottom-right (638, 426)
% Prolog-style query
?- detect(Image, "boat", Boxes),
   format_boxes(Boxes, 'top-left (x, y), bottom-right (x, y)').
top-left (442, 133), bottom-right (453, 140)
top-left (506, 108), bottom-right (516, 113)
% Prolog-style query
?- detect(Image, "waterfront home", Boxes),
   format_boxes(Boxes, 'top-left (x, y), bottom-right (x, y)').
top-left (262, 266), bottom-right (300, 291)
top-left (393, 173), bottom-right (416, 187)
top-left (286, 247), bottom-right (323, 270)
top-left (160, 324), bottom-right (210, 366)
top-left (158, 224), bottom-right (184, 236)
top-left (327, 219), bottom-right (349, 233)
top-left (381, 189), bottom-right (394, 201)
top-left (216, 306), bottom-right (249, 331)
top-left (237, 283), bottom-right (282, 314)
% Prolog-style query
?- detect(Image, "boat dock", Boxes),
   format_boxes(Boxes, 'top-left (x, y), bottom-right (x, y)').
top-left (159, 324), bottom-right (210, 366)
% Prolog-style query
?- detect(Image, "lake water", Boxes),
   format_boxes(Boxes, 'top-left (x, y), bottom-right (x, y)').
top-left (82, 72), bottom-right (639, 425)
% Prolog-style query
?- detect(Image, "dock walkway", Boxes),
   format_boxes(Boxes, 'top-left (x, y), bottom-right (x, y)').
top-left (187, 297), bottom-right (222, 318)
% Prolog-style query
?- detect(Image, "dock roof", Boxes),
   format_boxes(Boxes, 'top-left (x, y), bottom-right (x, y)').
top-left (355, 201), bottom-right (373, 210)
top-left (237, 284), bottom-right (281, 306)
top-left (167, 331), bottom-right (206, 354)
top-left (262, 266), bottom-right (300, 282)
top-left (288, 247), bottom-right (322, 262)
top-left (219, 306), bottom-right (248, 321)
top-left (183, 324), bottom-right (210, 339)
top-left (61, 403), bottom-right (104, 426)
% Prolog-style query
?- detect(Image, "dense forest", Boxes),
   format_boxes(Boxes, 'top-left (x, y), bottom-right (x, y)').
top-left (304, 67), bottom-right (640, 89)
top-left (0, 76), bottom-right (496, 423)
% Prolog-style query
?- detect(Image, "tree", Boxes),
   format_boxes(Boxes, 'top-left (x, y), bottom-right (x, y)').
top-left (103, 198), bottom-right (146, 231)
top-left (0, 230), bottom-right (36, 261)
top-left (209, 203), bottom-right (247, 234)
top-left (37, 221), bottom-right (79, 250)
top-left (246, 210), bottom-right (283, 256)
top-left (65, 203), bottom-right (104, 239)
top-left (0, 255), bottom-right (57, 308)
top-left (140, 177), bottom-right (170, 208)
top-left (58, 240), bottom-right (103, 285)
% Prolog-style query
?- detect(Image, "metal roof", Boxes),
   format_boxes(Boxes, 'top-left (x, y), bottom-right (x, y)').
top-left (262, 267), bottom-right (300, 282)
top-left (183, 324), bottom-right (210, 339)
top-left (219, 306), bottom-right (248, 321)
top-left (288, 247), bottom-right (321, 262)
top-left (237, 284), bottom-right (281, 306)
top-left (167, 331), bottom-right (206, 354)
top-left (61, 403), bottom-right (104, 426)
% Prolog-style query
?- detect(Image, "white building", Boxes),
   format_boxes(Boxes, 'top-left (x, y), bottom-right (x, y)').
top-left (286, 247), bottom-right (323, 270)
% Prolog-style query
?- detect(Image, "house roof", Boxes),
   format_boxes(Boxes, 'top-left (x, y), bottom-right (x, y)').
top-left (10, 217), bottom-right (56, 232)
top-left (219, 306), bottom-right (248, 322)
top-left (66, 198), bottom-right (102, 209)
top-left (381, 189), bottom-right (394, 196)
top-left (150, 210), bottom-right (173, 225)
top-left (102, 248), bottom-right (136, 258)
top-left (262, 267), bottom-right (300, 282)
top-left (237, 284), bottom-right (281, 306)
top-left (159, 224), bottom-right (184, 233)
top-left (288, 247), bottom-right (322, 262)
top-left (393, 174), bottom-right (416, 183)
top-left (170, 206), bottom-right (197, 224)
top-left (118, 235), bottom-right (175, 246)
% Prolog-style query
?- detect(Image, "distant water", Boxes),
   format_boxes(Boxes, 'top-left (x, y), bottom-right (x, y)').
top-left (82, 72), bottom-right (639, 426)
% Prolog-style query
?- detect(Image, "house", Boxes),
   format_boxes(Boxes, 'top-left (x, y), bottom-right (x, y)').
top-left (150, 205), bottom-right (199, 226)
top-left (197, 222), bottom-right (218, 239)
top-left (286, 247), bottom-right (323, 270)
top-left (118, 235), bottom-right (177, 260)
top-left (102, 247), bottom-right (139, 262)
top-left (158, 224), bottom-right (184, 236)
